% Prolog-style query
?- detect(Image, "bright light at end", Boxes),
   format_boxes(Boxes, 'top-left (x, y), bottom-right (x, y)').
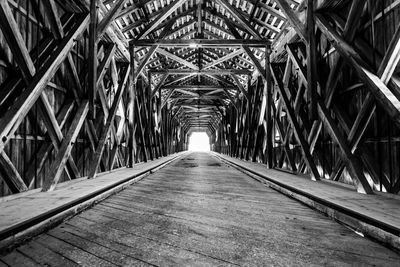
top-left (188, 132), bottom-right (210, 151)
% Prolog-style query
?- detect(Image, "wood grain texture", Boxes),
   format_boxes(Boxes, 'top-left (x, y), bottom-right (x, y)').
top-left (2, 152), bottom-right (399, 266)
top-left (0, 152), bottom-right (186, 250)
top-left (216, 152), bottom-right (400, 250)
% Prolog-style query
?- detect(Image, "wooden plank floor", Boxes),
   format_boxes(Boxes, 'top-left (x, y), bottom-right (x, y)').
top-left (0, 152), bottom-right (184, 246)
top-left (215, 153), bottom-right (400, 239)
top-left (1, 152), bottom-right (399, 266)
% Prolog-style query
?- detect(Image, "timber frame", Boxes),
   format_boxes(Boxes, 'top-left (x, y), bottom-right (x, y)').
top-left (0, 0), bottom-right (399, 196)
top-left (211, 0), bottom-right (400, 195)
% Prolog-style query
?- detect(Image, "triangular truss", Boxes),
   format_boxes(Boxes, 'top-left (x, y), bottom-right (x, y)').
top-left (0, 0), bottom-right (399, 196)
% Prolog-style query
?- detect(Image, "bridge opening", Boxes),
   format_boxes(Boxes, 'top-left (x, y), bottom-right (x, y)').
top-left (188, 132), bottom-right (210, 152)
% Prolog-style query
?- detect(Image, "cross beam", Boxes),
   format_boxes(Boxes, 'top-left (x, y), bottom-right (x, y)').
top-left (131, 39), bottom-right (270, 47)
top-left (150, 69), bottom-right (252, 75)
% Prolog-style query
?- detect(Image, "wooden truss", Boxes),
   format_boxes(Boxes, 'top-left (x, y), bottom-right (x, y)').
top-left (0, 0), bottom-right (399, 197)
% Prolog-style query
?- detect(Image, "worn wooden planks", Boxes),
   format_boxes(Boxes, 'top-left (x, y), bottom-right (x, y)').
top-left (215, 152), bottom-right (400, 250)
top-left (0, 152), bottom-right (185, 250)
top-left (2, 152), bottom-right (399, 266)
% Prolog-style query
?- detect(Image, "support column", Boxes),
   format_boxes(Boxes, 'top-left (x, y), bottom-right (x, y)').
top-left (307, 0), bottom-right (317, 121)
top-left (265, 46), bottom-right (274, 168)
top-left (128, 45), bottom-right (136, 168)
top-left (88, 0), bottom-right (98, 119)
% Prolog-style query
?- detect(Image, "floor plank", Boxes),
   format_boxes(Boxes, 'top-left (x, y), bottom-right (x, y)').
top-left (215, 153), bottom-right (400, 227)
top-left (1, 152), bottom-right (399, 266)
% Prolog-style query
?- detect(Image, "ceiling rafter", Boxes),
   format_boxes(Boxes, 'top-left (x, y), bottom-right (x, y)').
top-left (112, 0), bottom-right (294, 132)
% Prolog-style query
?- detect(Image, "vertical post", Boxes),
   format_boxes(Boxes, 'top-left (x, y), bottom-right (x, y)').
top-left (307, 0), bottom-right (317, 121)
top-left (265, 46), bottom-right (274, 168)
top-left (88, 0), bottom-right (98, 119)
top-left (128, 45), bottom-right (136, 167)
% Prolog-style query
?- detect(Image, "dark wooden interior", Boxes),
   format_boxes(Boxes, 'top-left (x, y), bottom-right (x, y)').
top-left (0, 0), bottom-right (400, 264)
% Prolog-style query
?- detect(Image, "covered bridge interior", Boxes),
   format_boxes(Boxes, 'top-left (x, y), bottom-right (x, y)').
top-left (0, 0), bottom-right (400, 265)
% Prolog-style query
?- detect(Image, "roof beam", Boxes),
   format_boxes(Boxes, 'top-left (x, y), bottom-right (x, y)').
top-left (97, 0), bottom-right (129, 37)
top-left (274, 0), bottom-right (306, 41)
top-left (151, 73), bottom-right (169, 99)
top-left (163, 85), bottom-right (236, 91)
top-left (131, 39), bottom-right (270, 47)
top-left (150, 69), bottom-right (252, 75)
top-left (135, 0), bottom-right (186, 40)
top-left (231, 74), bottom-right (249, 100)
top-left (215, 0), bottom-right (262, 39)
top-left (133, 20), bottom-right (175, 81)
top-left (157, 48), bottom-right (199, 70)
top-left (197, 0), bottom-right (203, 34)
top-left (203, 48), bottom-right (244, 69)
top-left (163, 74), bottom-right (197, 87)
top-left (224, 19), bottom-right (267, 81)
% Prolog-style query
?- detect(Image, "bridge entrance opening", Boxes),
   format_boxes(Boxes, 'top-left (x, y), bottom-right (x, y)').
top-left (188, 132), bottom-right (210, 152)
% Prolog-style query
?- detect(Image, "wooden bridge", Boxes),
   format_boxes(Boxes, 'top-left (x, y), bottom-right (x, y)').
top-left (0, 0), bottom-right (400, 265)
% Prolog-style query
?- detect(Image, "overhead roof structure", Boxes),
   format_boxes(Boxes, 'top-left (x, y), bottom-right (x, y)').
top-left (1, 0), bottom-right (400, 261)
top-left (101, 0), bottom-right (301, 136)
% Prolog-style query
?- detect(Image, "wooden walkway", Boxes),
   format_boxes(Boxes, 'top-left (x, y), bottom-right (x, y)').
top-left (215, 152), bottom-right (400, 250)
top-left (1, 152), bottom-right (400, 266)
top-left (0, 153), bottom-right (185, 249)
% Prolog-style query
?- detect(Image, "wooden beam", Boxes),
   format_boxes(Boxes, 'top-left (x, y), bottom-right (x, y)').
top-left (37, 94), bottom-right (80, 179)
top-left (132, 39), bottom-right (270, 47)
top-left (271, 65), bottom-right (320, 181)
top-left (0, 14), bottom-right (90, 153)
top-left (265, 51), bottom-right (273, 168)
top-left (135, 46), bottom-right (157, 81)
top-left (224, 19), bottom-right (267, 81)
top-left (0, 151), bottom-right (27, 193)
top-left (272, 105), bottom-right (297, 171)
top-left (0, 1), bottom-right (36, 81)
top-left (317, 100), bottom-right (373, 194)
top-left (0, 0), bottom-right (81, 185)
top-left (97, 81), bottom-right (119, 150)
top-left (288, 40), bottom-right (387, 190)
top-left (214, 0), bottom-right (262, 39)
top-left (42, 0), bottom-right (64, 40)
top-left (0, 3), bottom-right (82, 181)
top-left (306, 0), bottom-right (317, 120)
top-left (135, 96), bottom-right (148, 161)
top-left (163, 74), bottom-right (196, 87)
top-left (97, 0), bottom-right (129, 37)
top-left (150, 69), bottom-right (252, 75)
top-left (128, 46), bottom-right (136, 167)
top-left (157, 48), bottom-right (199, 70)
top-left (274, 0), bottom-right (306, 41)
top-left (26, 101), bottom-right (76, 189)
top-left (151, 74), bottom-right (169, 99)
top-left (230, 74), bottom-right (249, 100)
top-left (96, 43), bottom-right (116, 87)
top-left (197, 0), bottom-right (203, 34)
top-left (316, 14), bottom-right (400, 127)
top-left (135, 0), bottom-right (186, 40)
top-left (163, 89), bottom-right (178, 109)
top-left (322, 0), bottom-right (366, 107)
top-left (133, 20), bottom-right (175, 81)
top-left (203, 48), bottom-right (244, 69)
top-left (163, 85), bottom-right (236, 91)
top-left (377, 24), bottom-right (400, 84)
top-left (42, 101), bottom-right (89, 192)
top-left (88, 66), bottom-right (130, 179)
top-left (88, 0), bottom-right (98, 118)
